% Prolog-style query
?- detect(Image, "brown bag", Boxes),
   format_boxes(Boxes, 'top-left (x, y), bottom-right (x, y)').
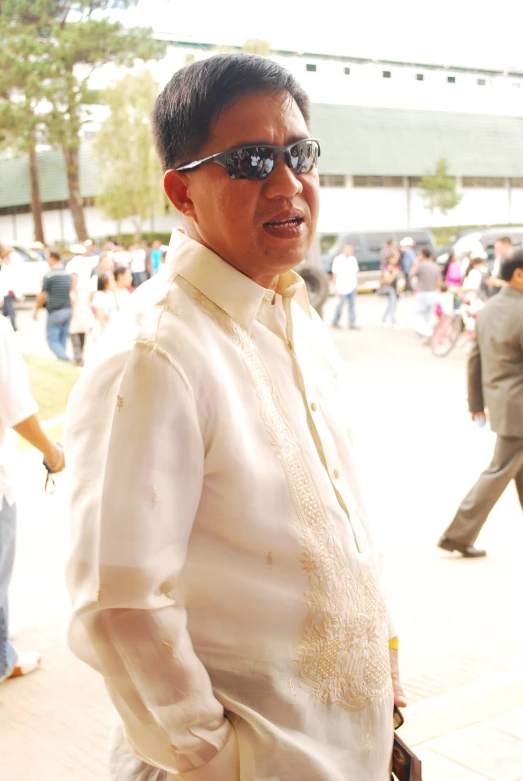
top-left (391, 732), bottom-right (422, 780)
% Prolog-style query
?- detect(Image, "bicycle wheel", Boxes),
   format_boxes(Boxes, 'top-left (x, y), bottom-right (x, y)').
top-left (431, 314), bottom-right (462, 357)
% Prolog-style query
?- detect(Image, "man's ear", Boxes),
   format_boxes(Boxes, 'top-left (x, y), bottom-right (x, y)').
top-left (164, 170), bottom-right (196, 220)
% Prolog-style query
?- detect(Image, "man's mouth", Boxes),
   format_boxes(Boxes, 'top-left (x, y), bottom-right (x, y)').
top-left (263, 217), bottom-right (304, 229)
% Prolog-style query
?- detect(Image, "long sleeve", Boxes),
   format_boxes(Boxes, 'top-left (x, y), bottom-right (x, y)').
top-left (65, 340), bottom-right (238, 779)
top-left (467, 338), bottom-right (484, 414)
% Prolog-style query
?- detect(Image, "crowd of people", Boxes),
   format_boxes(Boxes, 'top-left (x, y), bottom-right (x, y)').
top-left (330, 234), bottom-right (513, 343)
top-left (0, 238), bottom-right (168, 366)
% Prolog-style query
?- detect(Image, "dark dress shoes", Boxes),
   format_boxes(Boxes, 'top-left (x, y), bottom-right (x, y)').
top-left (438, 536), bottom-right (487, 558)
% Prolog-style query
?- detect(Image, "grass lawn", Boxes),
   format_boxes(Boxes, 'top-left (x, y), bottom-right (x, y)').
top-left (23, 354), bottom-right (81, 422)
top-left (18, 355), bottom-right (81, 450)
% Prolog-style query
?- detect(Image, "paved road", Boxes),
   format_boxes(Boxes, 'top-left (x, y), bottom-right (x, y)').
top-left (2, 293), bottom-right (523, 780)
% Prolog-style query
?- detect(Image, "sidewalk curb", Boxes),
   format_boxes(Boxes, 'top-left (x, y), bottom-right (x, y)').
top-left (402, 668), bottom-right (523, 746)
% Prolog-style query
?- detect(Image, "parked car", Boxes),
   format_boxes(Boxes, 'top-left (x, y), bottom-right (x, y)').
top-left (321, 229), bottom-right (437, 290)
top-left (5, 244), bottom-right (49, 297)
top-left (438, 227), bottom-right (523, 269)
top-left (294, 235), bottom-right (331, 312)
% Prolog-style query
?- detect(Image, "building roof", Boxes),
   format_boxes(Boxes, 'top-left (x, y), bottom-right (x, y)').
top-left (310, 104), bottom-right (523, 177)
top-left (0, 143), bottom-right (97, 209)
top-left (2, 106), bottom-right (523, 210)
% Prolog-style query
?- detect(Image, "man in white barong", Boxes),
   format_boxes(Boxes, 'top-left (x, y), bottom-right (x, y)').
top-left (66, 53), bottom-right (406, 781)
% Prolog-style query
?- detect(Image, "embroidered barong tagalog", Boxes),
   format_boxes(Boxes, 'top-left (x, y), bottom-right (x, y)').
top-left (193, 290), bottom-right (390, 711)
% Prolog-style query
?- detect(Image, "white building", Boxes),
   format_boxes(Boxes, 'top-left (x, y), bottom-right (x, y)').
top-left (1, 39), bottom-right (523, 245)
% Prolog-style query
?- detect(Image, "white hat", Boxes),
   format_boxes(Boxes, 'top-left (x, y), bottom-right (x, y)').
top-left (29, 241), bottom-right (45, 249)
top-left (469, 241), bottom-right (487, 261)
top-left (70, 243), bottom-right (87, 254)
top-left (400, 237), bottom-right (415, 247)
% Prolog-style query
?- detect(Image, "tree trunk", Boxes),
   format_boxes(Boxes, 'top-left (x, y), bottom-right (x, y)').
top-left (63, 145), bottom-right (88, 241)
top-left (28, 145), bottom-right (45, 244)
top-left (132, 216), bottom-right (143, 243)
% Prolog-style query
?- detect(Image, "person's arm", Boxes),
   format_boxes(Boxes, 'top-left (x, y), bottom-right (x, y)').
top-left (467, 335), bottom-right (484, 420)
top-left (13, 415), bottom-right (64, 471)
top-left (408, 263), bottom-right (419, 280)
top-left (0, 318), bottom-right (63, 471)
top-left (34, 290), bottom-right (48, 319)
top-left (69, 273), bottom-right (79, 306)
top-left (331, 258), bottom-right (338, 289)
top-left (66, 342), bottom-right (238, 780)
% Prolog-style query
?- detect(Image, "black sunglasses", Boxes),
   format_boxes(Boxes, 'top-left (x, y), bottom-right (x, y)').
top-left (175, 138), bottom-right (321, 181)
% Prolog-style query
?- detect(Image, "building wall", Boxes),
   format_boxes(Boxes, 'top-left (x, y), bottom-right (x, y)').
top-left (3, 186), bottom-right (522, 246)
top-left (316, 183), bottom-right (523, 234)
top-left (0, 207), bottom-right (181, 247)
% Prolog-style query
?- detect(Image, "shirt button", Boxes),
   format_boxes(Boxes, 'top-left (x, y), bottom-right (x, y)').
top-left (310, 402), bottom-right (317, 412)
top-left (287, 341), bottom-right (293, 351)
top-left (333, 468), bottom-right (340, 480)
top-left (263, 295), bottom-right (272, 303)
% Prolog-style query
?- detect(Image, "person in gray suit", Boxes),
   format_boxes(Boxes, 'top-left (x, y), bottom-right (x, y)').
top-left (438, 249), bottom-right (523, 557)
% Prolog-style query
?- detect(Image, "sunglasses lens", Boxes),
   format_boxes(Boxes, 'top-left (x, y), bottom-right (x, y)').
top-left (224, 147), bottom-right (275, 180)
top-left (289, 140), bottom-right (319, 175)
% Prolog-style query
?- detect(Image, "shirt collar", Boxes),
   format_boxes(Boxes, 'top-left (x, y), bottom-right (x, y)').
top-left (166, 229), bottom-right (312, 331)
top-left (500, 285), bottom-right (523, 300)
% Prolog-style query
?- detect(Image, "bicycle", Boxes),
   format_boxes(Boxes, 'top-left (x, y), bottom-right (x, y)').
top-left (430, 298), bottom-right (480, 357)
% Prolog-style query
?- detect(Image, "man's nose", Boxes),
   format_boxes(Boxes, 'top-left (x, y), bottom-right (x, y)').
top-left (262, 155), bottom-right (303, 198)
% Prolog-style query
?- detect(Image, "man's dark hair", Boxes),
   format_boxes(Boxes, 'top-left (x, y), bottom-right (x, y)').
top-left (498, 236), bottom-right (512, 245)
top-left (420, 248), bottom-right (432, 259)
top-left (97, 272), bottom-right (112, 292)
top-left (152, 53), bottom-right (310, 171)
top-left (49, 251), bottom-right (61, 262)
top-left (114, 265), bottom-right (128, 282)
top-left (500, 249), bottom-right (523, 281)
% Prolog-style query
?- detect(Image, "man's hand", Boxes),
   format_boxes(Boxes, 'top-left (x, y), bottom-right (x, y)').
top-left (471, 411), bottom-right (487, 425)
top-left (389, 649), bottom-right (407, 708)
top-left (33, 309), bottom-right (39, 321)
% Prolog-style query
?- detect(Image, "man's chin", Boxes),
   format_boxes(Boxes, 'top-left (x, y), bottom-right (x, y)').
top-left (259, 226), bottom-right (312, 265)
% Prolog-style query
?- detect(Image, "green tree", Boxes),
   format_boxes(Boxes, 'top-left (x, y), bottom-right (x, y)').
top-left (420, 157), bottom-right (463, 218)
top-left (0, 1), bottom-right (167, 241)
top-left (0, 19), bottom-right (55, 243)
top-left (93, 70), bottom-right (164, 240)
top-left (243, 39), bottom-right (270, 56)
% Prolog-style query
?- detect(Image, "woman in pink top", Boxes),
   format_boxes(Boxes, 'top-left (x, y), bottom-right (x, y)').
top-left (445, 252), bottom-right (463, 289)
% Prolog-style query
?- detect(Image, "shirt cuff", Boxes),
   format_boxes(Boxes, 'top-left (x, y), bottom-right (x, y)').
top-left (180, 729), bottom-right (239, 781)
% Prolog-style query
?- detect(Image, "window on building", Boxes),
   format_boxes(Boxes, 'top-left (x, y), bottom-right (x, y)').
top-left (462, 177), bottom-right (505, 187)
top-left (477, 78), bottom-right (486, 86)
top-left (344, 67), bottom-right (351, 75)
top-left (382, 70), bottom-right (391, 79)
top-left (306, 63), bottom-right (317, 72)
top-left (353, 175), bottom-right (403, 187)
top-left (511, 178), bottom-right (523, 187)
top-left (0, 204), bottom-right (31, 217)
top-left (319, 174), bottom-right (346, 187)
top-left (409, 176), bottom-right (423, 186)
top-left (416, 73), bottom-right (424, 81)
top-left (447, 76), bottom-right (456, 84)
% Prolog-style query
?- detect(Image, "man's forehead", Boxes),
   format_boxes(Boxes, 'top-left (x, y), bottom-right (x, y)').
top-left (208, 89), bottom-right (308, 147)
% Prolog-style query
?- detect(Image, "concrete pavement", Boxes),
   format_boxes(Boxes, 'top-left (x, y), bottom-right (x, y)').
top-left (2, 294), bottom-right (522, 780)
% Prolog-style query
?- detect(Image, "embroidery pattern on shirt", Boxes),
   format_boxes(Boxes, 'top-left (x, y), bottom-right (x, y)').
top-left (116, 394), bottom-right (124, 412)
top-left (193, 290), bottom-right (391, 712)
